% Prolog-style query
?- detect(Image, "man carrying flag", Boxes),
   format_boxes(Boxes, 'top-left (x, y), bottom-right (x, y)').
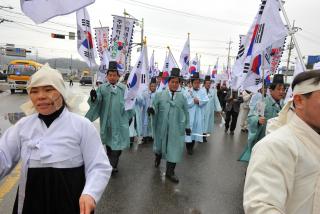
top-left (239, 74), bottom-right (285, 162)
top-left (185, 72), bottom-right (209, 154)
top-left (86, 61), bottom-right (133, 174)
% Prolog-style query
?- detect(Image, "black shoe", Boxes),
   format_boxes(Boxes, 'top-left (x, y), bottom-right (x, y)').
top-left (230, 131), bottom-right (234, 135)
top-left (186, 143), bottom-right (193, 155)
top-left (165, 173), bottom-right (179, 183)
top-left (203, 134), bottom-right (207, 143)
top-left (224, 129), bottom-right (228, 133)
top-left (154, 154), bottom-right (162, 168)
top-left (241, 129), bottom-right (246, 132)
top-left (111, 167), bottom-right (118, 175)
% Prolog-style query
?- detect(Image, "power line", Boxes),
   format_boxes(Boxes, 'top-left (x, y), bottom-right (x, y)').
top-left (117, 0), bottom-right (249, 26)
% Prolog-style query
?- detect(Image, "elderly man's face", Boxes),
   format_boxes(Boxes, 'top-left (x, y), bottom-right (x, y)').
top-left (107, 71), bottom-right (119, 85)
top-left (29, 85), bottom-right (63, 115)
top-left (294, 90), bottom-right (320, 133)
top-left (270, 84), bottom-right (285, 101)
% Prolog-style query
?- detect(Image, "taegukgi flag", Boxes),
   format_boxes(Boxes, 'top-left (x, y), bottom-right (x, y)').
top-left (21, 0), bottom-right (95, 24)
top-left (76, 8), bottom-right (96, 67)
top-left (124, 45), bottom-right (148, 110)
top-left (179, 35), bottom-right (190, 78)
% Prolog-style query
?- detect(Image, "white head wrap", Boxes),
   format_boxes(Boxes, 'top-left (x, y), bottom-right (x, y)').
top-left (267, 76), bottom-right (320, 134)
top-left (20, 63), bottom-right (73, 115)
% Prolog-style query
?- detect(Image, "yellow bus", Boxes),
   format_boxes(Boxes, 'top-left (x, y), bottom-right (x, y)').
top-left (7, 60), bottom-right (42, 94)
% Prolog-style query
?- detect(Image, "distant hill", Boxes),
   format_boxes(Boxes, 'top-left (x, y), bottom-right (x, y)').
top-left (0, 55), bottom-right (98, 73)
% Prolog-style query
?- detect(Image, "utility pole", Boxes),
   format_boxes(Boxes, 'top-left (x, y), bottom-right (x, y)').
top-left (226, 40), bottom-right (233, 73)
top-left (285, 20), bottom-right (295, 83)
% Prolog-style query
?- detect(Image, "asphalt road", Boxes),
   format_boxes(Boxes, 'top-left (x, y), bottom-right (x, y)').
top-left (0, 82), bottom-right (248, 214)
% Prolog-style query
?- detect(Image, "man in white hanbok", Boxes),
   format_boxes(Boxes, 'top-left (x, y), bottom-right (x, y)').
top-left (244, 70), bottom-right (320, 214)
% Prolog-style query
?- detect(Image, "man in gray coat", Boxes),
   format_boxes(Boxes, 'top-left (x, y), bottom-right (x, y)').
top-left (224, 90), bottom-right (243, 135)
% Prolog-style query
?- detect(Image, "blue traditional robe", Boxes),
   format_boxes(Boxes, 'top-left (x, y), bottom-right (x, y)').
top-left (185, 88), bottom-right (209, 142)
top-left (203, 87), bottom-right (222, 134)
top-left (239, 95), bottom-right (284, 162)
top-left (151, 89), bottom-right (190, 163)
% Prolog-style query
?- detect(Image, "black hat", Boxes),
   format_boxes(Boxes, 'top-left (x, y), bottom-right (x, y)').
top-left (204, 75), bottom-right (211, 81)
top-left (150, 77), bottom-right (157, 84)
top-left (272, 74), bottom-right (284, 84)
top-left (108, 61), bottom-right (118, 72)
top-left (170, 68), bottom-right (181, 78)
top-left (191, 72), bottom-right (200, 80)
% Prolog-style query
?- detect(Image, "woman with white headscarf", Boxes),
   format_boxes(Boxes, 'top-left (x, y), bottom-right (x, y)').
top-left (0, 64), bottom-right (112, 214)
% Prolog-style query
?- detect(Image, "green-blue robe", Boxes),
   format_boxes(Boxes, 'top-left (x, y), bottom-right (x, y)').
top-left (152, 90), bottom-right (190, 163)
top-left (203, 87), bottom-right (222, 134)
top-left (85, 82), bottom-right (133, 150)
top-left (239, 95), bottom-right (283, 162)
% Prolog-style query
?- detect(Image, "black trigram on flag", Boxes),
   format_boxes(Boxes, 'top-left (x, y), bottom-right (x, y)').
top-left (254, 24), bottom-right (265, 44)
top-left (165, 62), bottom-right (169, 69)
top-left (84, 50), bottom-right (93, 59)
top-left (137, 61), bottom-right (142, 69)
top-left (259, 0), bottom-right (267, 15)
top-left (141, 74), bottom-right (146, 84)
top-left (255, 78), bottom-right (262, 85)
top-left (243, 63), bottom-right (250, 74)
top-left (236, 45), bottom-right (245, 60)
top-left (81, 19), bottom-right (90, 28)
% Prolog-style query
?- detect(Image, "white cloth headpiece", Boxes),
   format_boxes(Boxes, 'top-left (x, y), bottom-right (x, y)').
top-left (267, 77), bottom-right (320, 134)
top-left (20, 63), bottom-right (73, 115)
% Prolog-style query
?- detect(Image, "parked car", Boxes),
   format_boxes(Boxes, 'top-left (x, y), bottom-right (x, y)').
top-left (0, 71), bottom-right (7, 82)
top-left (79, 76), bottom-right (93, 85)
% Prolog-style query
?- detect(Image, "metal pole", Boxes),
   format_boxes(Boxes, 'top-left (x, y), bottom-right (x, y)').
top-left (141, 18), bottom-right (144, 50)
top-left (285, 21), bottom-right (294, 83)
top-left (279, 0), bottom-right (306, 72)
top-left (83, 9), bottom-right (94, 88)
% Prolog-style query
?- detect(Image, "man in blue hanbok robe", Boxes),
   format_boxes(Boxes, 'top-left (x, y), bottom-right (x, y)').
top-left (141, 77), bottom-right (157, 143)
top-left (185, 72), bottom-right (209, 154)
top-left (239, 74), bottom-right (285, 162)
top-left (203, 75), bottom-right (222, 142)
top-left (86, 61), bottom-right (133, 174)
top-left (148, 68), bottom-right (190, 183)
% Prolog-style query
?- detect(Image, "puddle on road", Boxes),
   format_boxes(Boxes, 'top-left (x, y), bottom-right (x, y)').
top-left (0, 112), bottom-right (26, 137)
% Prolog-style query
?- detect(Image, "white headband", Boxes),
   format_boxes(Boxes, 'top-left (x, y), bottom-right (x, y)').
top-left (266, 77), bottom-right (320, 134)
top-left (293, 78), bottom-right (320, 95)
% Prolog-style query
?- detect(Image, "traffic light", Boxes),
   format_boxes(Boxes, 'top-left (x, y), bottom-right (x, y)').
top-left (51, 33), bottom-right (65, 39)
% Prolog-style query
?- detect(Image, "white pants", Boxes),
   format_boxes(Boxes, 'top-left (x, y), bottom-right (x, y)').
top-left (239, 106), bottom-right (250, 129)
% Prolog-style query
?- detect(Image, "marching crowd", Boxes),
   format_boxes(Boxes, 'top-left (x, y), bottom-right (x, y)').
top-left (0, 61), bottom-right (319, 214)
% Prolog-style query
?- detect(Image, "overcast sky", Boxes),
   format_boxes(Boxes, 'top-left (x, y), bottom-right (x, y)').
top-left (0, 0), bottom-right (319, 71)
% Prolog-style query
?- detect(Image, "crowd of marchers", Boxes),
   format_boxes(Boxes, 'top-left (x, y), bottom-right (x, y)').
top-left (0, 60), bottom-right (319, 214)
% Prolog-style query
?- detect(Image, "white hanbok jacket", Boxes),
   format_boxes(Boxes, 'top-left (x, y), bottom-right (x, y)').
top-left (244, 113), bottom-right (320, 214)
top-left (0, 108), bottom-right (112, 205)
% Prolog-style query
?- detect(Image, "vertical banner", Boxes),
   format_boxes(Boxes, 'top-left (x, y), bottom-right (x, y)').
top-left (94, 27), bottom-right (109, 62)
top-left (94, 27), bottom-right (109, 83)
top-left (76, 8), bottom-right (96, 67)
top-left (110, 15), bottom-right (136, 75)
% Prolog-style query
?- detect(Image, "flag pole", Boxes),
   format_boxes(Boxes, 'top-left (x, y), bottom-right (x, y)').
top-left (167, 46), bottom-right (179, 68)
top-left (83, 9), bottom-right (94, 89)
top-left (262, 51), bottom-right (265, 98)
top-left (278, 0), bottom-right (306, 72)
